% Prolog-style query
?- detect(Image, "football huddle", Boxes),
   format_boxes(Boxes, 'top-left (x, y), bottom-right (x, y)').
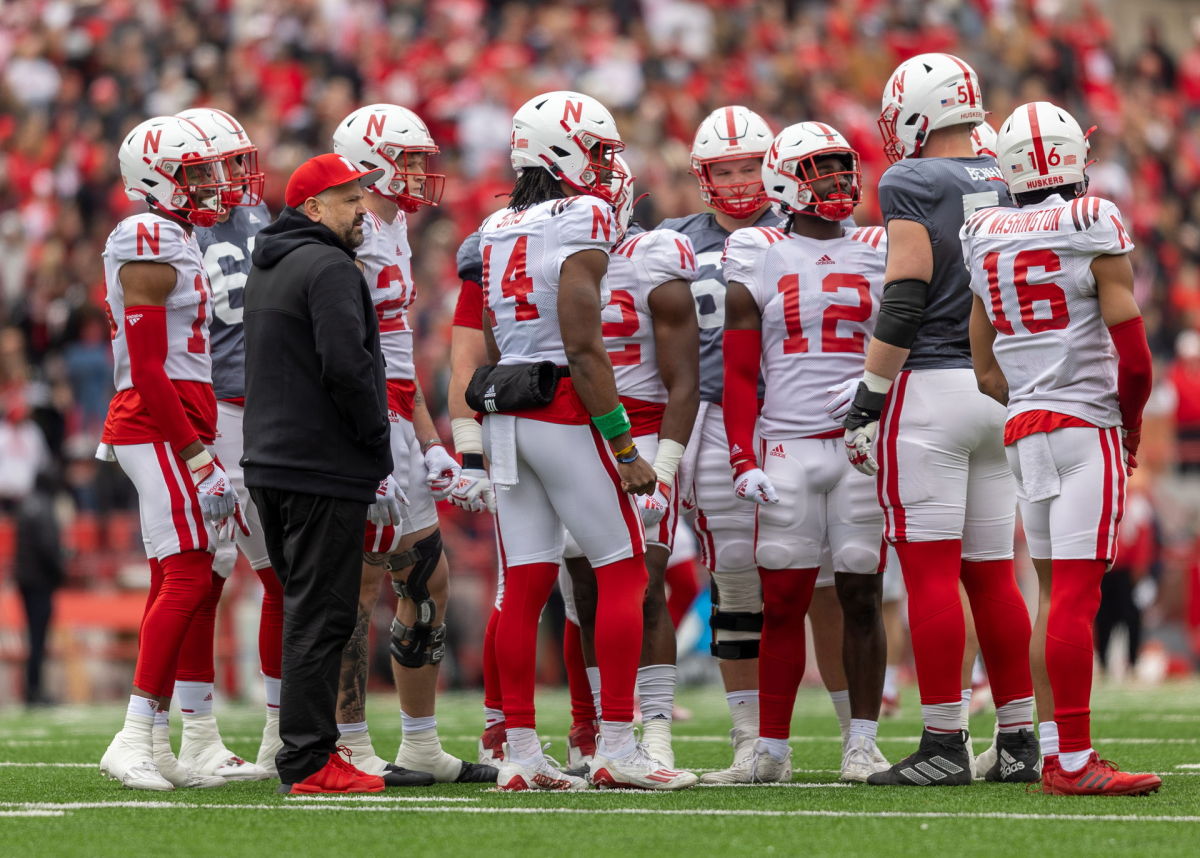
top-left (95, 50), bottom-right (1159, 799)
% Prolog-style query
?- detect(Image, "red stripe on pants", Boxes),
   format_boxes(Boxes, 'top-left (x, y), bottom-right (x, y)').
top-left (960, 558), bottom-right (1033, 707)
top-left (878, 372), bottom-right (910, 542)
top-left (758, 566), bottom-right (819, 739)
top-left (1046, 559), bottom-right (1107, 753)
top-left (154, 442), bottom-right (196, 553)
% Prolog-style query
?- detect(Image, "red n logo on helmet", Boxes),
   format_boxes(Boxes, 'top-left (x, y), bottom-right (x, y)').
top-left (143, 130), bottom-right (162, 154)
top-left (366, 113), bottom-right (386, 139)
top-left (891, 71), bottom-right (905, 99)
top-left (562, 100), bottom-right (583, 126)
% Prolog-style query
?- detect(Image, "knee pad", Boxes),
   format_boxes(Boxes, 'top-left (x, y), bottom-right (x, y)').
top-left (710, 527), bottom-right (756, 574)
top-left (388, 530), bottom-right (443, 627)
top-left (708, 576), bottom-right (763, 660)
top-left (390, 619), bottom-right (447, 668)
top-left (835, 545), bottom-right (882, 576)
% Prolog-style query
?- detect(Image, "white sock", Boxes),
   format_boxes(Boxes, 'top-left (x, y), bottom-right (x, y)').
top-left (600, 720), bottom-right (637, 759)
top-left (337, 720), bottom-right (368, 736)
top-left (401, 711), bottom-right (437, 737)
top-left (586, 666), bottom-right (602, 720)
top-left (484, 707), bottom-right (505, 729)
top-left (829, 690), bottom-right (851, 738)
top-left (921, 702), bottom-right (962, 734)
top-left (153, 710), bottom-right (169, 730)
top-left (505, 727), bottom-right (542, 764)
top-left (960, 688), bottom-right (973, 729)
top-left (849, 718), bottom-right (878, 742)
top-left (883, 666), bottom-right (898, 699)
top-left (726, 690), bottom-right (759, 736)
top-left (636, 664), bottom-right (676, 722)
top-left (262, 673), bottom-right (281, 711)
top-left (126, 694), bottom-right (158, 728)
top-left (756, 737), bottom-right (790, 762)
top-left (1059, 748), bottom-right (1093, 773)
top-left (996, 696), bottom-right (1034, 734)
top-left (1038, 721), bottom-right (1059, 758)
top-left (176, 681), bottom-right (215, 717)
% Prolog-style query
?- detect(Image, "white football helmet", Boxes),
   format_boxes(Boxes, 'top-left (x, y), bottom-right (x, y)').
top-left (608, 154), bottom-right (637, 238)
top-left (118, 115), bottom-right (229, 227)
top-left (762, 122), bottom-right (860, 222)
top-left (333, 103), bottom-right (444, 212)
top-left (510, 91), bottom-right (624, 201)
top-left (970, 121), bottom-right (998, 159)
top-left (996, 101), bottom-right (1090, 198)
top-left (176, 107), bottom-right (264, 207)
top-left (878, 53), bottom-right (986, 163)
top-left (690, 106), bottom-right (773, 218)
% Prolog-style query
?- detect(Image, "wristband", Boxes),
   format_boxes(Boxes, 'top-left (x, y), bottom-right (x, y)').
top-left (615, 444), bottom-right (639, 464)
top-left (652, 438), bottom-right (685, 486)
top-left (451, 417), bottom-right (484, 455)
top-left (462, 453), bottom-right (485, 470)
top-left (185, 449), bottom-right (215, 481)
top-left (591, 404), bottom-right (632, 440)
top-left (421, 439), bottom-right (444, 454)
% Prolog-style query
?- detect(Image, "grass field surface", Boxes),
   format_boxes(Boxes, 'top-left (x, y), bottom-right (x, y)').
top-left (2, 681), bottom-right (1198, 857)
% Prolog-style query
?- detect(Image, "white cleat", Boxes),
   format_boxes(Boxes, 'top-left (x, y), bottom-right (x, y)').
top-left (972, 725), bottom-right (998, 781)
top-left (255, 709), bottom-right (282, 778)
top-left (180, 715), bottom-right (269, 781)
top-left (642, 717), bottom-right (675, 769)
top-left (840, 734), bottom-right (890, 783)
top-left (497, 746), bottom-right (588, 791)
top-left (589, 742), bottom-right (698, 791)
top-left (395, 734), bottom-right (498, 783)
top-left (153, 725), bottom-right (225, 789)
top-left (699, 743), bottom-right (791, 785)
top-left (100, 730), bottom-right (174, 791)
top-left (698, 727), bottom-right (758, 784)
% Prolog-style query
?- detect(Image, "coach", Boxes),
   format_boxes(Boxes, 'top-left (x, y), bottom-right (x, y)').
top-left (241, 153), bottom-right (395, 793)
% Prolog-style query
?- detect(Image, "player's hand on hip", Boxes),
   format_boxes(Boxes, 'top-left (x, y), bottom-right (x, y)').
top-left (618, 456), bottom-right (657, 496)
top-left (368, 474), bottom-right (408, 527)
top-left (639, 481), bottom-right (672, 527)
top-left (732, 465), bottom-right (779, 505)
top-left (843, 381), bottom-right (886, 476)
top-left (422, 443), bottom-right (461, 499)
top-left (450, 468), bottom-right (496, 514)
top-left (823, 378), bottom-right (859, 422)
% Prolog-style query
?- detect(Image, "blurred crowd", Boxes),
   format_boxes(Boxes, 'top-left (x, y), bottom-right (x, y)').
top-left (3, 0), bottom-right (1200, 702)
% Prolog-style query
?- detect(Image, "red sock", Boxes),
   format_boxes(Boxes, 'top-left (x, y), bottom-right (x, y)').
top-left (897, 540), bottom-right (965, 706)
top-left (960, 558), bottom-right (1033, 706)
top-left (665, 556), bottom-right (701, 628)
top-left (133, 550), bottom-right (214, 697)
top-left (593, 554), bottom-right (648, 724)
top-left (1046, 559), bottom-right (1106, 753)
top-left (563, 618), bottom-right (596, 725)
top-left (176, 571), bottom-right (226, 682)
top-left (256, 566), bottom-right (284, 679)
top-left (483, 605), bottom-right (503, 712)
top-left (758, 567), bottom-right (819, 739)
top-left (496, 563), bottom-right (559, 729)
top-left (138, 557), bottom-right (165, 643)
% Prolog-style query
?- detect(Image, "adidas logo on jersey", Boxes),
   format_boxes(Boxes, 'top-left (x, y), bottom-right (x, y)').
top-left (769, 444), bottom-right (786, 458)
top-left (126, 313), bottom-right (143, 326)
top-left (815, 255), bottom-right (835, 265)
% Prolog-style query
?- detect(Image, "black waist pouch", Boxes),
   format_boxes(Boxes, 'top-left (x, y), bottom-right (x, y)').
top-left (465, 362), bottom-right (569, 413)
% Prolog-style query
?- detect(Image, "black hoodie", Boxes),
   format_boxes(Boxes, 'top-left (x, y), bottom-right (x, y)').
top-left (241, 207), bottom-right (391, 502)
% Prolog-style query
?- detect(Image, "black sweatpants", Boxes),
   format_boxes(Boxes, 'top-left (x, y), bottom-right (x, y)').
top-left (18, 583), bottom-right (54, 703)
top-left (251, 487), bottom-right (367, 785)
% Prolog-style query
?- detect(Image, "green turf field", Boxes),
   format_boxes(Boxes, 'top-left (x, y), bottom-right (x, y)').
top-left (2, 682), bottom-right (1198, 857)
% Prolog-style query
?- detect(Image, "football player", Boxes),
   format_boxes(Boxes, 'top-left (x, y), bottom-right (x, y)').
top-left (168, 106), bottom-right (274, 782)
top-left (964, 102), bottom-right (1158, 796)
top-left (331, 104), bottom-right (491, 785)
top-left (843, 53), bottom-right (1037, 786)
top-left (559, 157), bottom-right (700, 769)
top-left (721, 122), bottom-right (890, 783)
top-left (98, 115), bottom-right (246, 790)
top-left (479, 90), bottom-right (695, 791)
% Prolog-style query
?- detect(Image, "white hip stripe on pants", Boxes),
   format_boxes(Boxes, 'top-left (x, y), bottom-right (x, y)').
top-left (875, 368), bottom-right (1015, 560)
top-left (114, 441), bottom-right (216, 561)
top-left (212, 401), bottom-right (270, 569)
top-left (485, 417), bottom-right (645, 568)
top-left (1005, 425), bottom-right (1127, 561)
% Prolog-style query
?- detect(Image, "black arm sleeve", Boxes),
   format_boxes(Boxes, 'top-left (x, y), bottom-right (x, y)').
top-left (872, 278), bottom-right (929, 349)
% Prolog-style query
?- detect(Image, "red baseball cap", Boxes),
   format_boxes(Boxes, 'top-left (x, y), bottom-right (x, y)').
top-left (285, 153), bottom-right (385, 208)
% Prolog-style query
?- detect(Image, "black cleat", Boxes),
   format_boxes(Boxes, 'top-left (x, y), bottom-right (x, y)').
top-left (982, 728), bottom-right (1041, 783)
top-left (382, 763), bottom-right (436, 787)
top-left (867, 729), bottom-right (972, 786)
top-left (453, 760), bottom-right (499, 783)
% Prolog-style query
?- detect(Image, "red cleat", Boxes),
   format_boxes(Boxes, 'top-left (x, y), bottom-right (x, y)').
top-left (1043, 753), bottom-right (1161, 796)
top-left (285, 752), bottom-right (385, 794)
top-left (1040, 755), bottom-right (1059, 787)
top-left (567, 720), bottom-right (599, 769)
top-left (478, 723), bottom-right (506, 765)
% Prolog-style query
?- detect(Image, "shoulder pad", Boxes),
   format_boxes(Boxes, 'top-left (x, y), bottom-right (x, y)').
top-left (849, 226), bottom-right (887, 251)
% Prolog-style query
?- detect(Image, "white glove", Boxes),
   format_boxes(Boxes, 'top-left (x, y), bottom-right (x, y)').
top-left (733, 466), bottom-right (779, 505)
top-left (823, 378), bottom-right (859, 422)
top-left (639, 482), bottom-right (671, 528)
top-left (368, 474), bottom-right (408, 527)
top-left (844, 423), bottom-right (880, 476)
top-left (449, 468), bottom-right (495, 513)
top-left (423, 443), bottom-right (461, 500)
top-left (187, 452), bottom-right (249, 533)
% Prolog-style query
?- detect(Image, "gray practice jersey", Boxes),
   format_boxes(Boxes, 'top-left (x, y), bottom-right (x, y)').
top-left (656, 208), bottom-right (785, 404)
top-left (195, 203), bottom-right (271, 400)
top-left (456, 229), bottom-right (483, 284)
top-left (877, 156), bottom-right (1011, 370)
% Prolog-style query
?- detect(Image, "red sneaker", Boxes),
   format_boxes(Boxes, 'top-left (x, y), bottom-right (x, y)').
top-left (567, 720), bottom-right (599, 769)
top-left (478, 723), bottom-right (506, 765)
top-left (286, 752), bottom-right (386, 794)
top-left (1044, 753), bottom-right (1161, 796)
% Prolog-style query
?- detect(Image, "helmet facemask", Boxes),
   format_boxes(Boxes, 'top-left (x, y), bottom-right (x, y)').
top-left (164, 156), bottom-right (230, 227)
top-left (693, 154), bottom-right (769, 218)
top-left (373, 144), bottom-right (446, 213)
top-left (556, 134), bottom-right (626, 202)
top-left (219, 146), bottom-right (265, 208)
top-left (784, 150), bottom-right (861, 222)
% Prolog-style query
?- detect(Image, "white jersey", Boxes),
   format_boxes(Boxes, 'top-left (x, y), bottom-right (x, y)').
top-left (603, 228), bottom-right (698, 402)
top-left (723, 225), bottom-right (887, 439)
top-left (358, 208), bottom-right (416, 380)
top-left (480, 195), bottom-right (618, 366)
top-left (102, 213), bottom-right (212, 391)
top-left (961, 194), bottom-right (1134, 429)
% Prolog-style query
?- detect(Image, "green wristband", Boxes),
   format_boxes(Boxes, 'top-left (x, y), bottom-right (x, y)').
top-left (591, 404), bottom-right (632, 440)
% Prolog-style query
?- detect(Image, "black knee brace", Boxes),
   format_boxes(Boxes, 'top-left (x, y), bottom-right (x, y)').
top-left (390, 619), bottom-right (447, 667)
top-left (709, 580), bottom-right (763, 660)
top-left (387, 530), bottom-right (444, 668)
